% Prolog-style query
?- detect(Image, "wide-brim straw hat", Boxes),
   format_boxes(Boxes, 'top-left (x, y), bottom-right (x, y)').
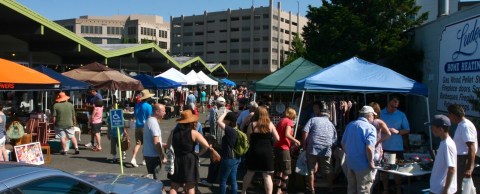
top-left (139, 89), bottom-right (155, 101)
top-left (56, 92), bottom-right (70, 102)
top-left (176, 110), bottom-right (199, 123)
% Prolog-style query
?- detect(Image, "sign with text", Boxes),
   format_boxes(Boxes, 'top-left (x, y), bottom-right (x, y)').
top-left (438, 15), bottom-right (480, 117)
top-left (109, 109), bottom-right (124, 128)
top-left (14, 142), bottom-right (44, 165)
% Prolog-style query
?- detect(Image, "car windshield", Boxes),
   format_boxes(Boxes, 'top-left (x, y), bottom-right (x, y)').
top-left (12, 176), bottom-right (104, 194)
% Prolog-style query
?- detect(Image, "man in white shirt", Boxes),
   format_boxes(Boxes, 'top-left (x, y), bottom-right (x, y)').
top-left (143, 103), bottom-right (166, 180)
top-left (448, 104), bottom-right (477, 193)
top-left (428, 114), bottom-right (457, 194)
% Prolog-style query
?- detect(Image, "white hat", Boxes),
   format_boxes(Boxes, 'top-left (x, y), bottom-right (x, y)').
top-left (359, 106), bottom-right (377, 115)
top-left (216, 97), bottom-right (226, 105)
top-left (248, 101), bottom-right (258, 108)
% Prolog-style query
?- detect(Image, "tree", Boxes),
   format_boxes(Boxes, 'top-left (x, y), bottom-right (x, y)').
top-left (303, 0), bottom-right (427, 79)
top-left (282, 34), bottom-right (307, 67)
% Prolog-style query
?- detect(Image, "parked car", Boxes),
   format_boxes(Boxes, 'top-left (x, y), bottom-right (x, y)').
top-left (0, 162), bottom-right (163, 194)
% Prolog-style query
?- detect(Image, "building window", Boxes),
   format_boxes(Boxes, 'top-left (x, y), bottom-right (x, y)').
top-left (207, 40), bottom-right (215, 44)
top-left (281, 18), bottom-right (284, 22)
top-left (207, 20), bottom-right (215, 23)
top-left (262, 48), bottom-right (268, 52)
top-left (173, 33), bottom-right (181, 38)
top-left (262, 36), bottom-right (269, 41)
top-left (219, 50), bottom-right (227, 53)
top-left (272, 59), bottom-right (278, 65)
top-left (272, 26), bottom-right (279, 31)
top-left (262, 59), bottom-right (268, 64)
top-left (230, 49), bottom-right (239, 53)
top-left (241, 37), bottom-right (250, 42)
top-left (81, 25), bottom-right (102, 34)
top-left (292, 22), bottom-right (298, 26)
top-left (280, 28), bottom-right (284, 32)
top-left (254, 26), bottom-right (260, 30)
top-left (273, 15), bottom-right (279, 20)
top-left (159, 30), bottom-right (168, 38)
top-left (242, 26), bottom-right (250, 31)
top-left (242, 16), bottom-right (250, 20)
top-left (230, 38), bottom-right (239, 42)
top-left (241, 48), bottom-right (250, 53)
top-left (285, 19), bottom-right (290, 24)
top-left (184, 22), bottom-right (193, 26)
top-left (230, 60), bottom-right (239, 65)
top-left (272, 48), bottom-right (278, 53)
top-left (184, 32), bottom-right (193, 36)
top-left (272, 37), bottom-right (278, 42)
top-left (159, 41), bottom-right (168, 49)
top-left (85, 37), bottom-right (102, 44)
top-left (195, 31), bottom-right (204, 36)
top-left (207, 51), bottom-right (215, 54)
top-left (262, 25), bottom-right (269, 30)
top-left (107, 27), bottom-right (123, 35)
top-left (219, 40), bottom-right (227, 43)
top-left (231, 28), bottom-right (239, 32)
top-left (195, 52), bottom-right (203, 56)
top-left (254, 15), bottom-right (261, 19)
top-left (195, 21), bottom-right (204, 25)
top-left (141, 27), bottom-right (156, 36)
top-left (107, 38), bottom-right (121, 44)
top-left (241, 60), bottom-right (250, 65)
top-left (285, 30), bottom-right (290, 34)
top-left (219, 18), bottom-right (227, 22)
top-left (263, 14), bottom-right (269, 18)
top-left (254, 59), bottom-right (260, 64)
top-left (285, 40), bottom-right (290, 44)
top-left (207, 30), bottom-right (215, 33)
top-left (254, 48), bottom-right (260, 52)
top-left (253, 37), bottom-right (260, 41)
top-left (220, 29), bottom-right (227, 32)
top-left (195, 42), bottom-right (204, 46)
top-left (292, 32), bottom-right (297, 36)
top-left (231, 17), bottom-right (239, 21)
top-left (184, 42), bottom-right (193, 46)
top-left (64, 25), bottom-right (74, 32)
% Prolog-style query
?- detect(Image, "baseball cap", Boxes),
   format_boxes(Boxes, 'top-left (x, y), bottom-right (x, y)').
top-left (425, 114), bottom-right (451, 127)
top-left (216, 97), bottom-right (226, 104)
top-left (248, 101), bottom-right (258, 108)
top-left (359, 106), bottom-right (377, 115)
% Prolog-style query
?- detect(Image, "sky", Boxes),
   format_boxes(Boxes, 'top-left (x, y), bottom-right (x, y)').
top-left (16, 0), bottom-right (322, 22)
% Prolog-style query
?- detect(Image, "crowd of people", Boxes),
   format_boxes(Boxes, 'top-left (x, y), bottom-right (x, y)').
top-left (1, 87), bottom-right (476, 194)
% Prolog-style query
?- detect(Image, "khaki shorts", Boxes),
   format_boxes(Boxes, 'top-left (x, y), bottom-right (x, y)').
top-left (55, 126), bottom-right (75, 139)
top-left (135, 127), bottom-right (144, 145)
top-left (306, 154), bottom-right (332, 175)
top-left (274, 148), bottom-right (292, 175)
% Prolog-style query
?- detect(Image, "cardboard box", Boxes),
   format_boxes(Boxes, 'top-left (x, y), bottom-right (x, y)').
top-left (47, 139), bottom-right (72, 153)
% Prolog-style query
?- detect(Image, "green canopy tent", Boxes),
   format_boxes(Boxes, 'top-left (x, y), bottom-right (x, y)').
top-left (254, 57), bottom-right (322, 92)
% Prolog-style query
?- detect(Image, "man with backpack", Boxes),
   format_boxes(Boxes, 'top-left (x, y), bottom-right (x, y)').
top-left (217, 111), bottom-right (249, 194)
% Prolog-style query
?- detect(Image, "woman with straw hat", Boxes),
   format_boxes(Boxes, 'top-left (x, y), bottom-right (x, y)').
top-left (166, 110), bottom-right (210, 194)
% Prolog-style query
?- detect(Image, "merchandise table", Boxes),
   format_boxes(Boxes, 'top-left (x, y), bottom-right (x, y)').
top-left (378, 168), bottom-right (431, 193)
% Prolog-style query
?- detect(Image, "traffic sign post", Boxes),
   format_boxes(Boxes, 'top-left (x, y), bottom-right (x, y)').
top-left (109, 109), bottom-right (125, 174)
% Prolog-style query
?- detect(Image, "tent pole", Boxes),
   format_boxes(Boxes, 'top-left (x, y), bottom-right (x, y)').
top-left (253, 92), bottom-right (256, 102)
top-left (293, 90), bottom-right (305, 138)
top-left (426, 97), bottom-right (432, 150)
top-left (107, 90), bottom-right (110, 109)
top-left (45, 91), bottom-right (48, 114)
top-left (364, 93), bottom-right (367, 105)
top-left (291, 91), bottom-right (296, 105)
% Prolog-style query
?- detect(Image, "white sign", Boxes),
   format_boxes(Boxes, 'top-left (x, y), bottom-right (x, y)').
top-left (438, 15), bottom-right (480, 117)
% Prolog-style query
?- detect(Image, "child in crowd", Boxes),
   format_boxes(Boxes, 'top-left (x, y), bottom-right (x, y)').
top-left (107, 115), bottom-right (127, 163)
top-left (91, 99), bottom-right (103, 151)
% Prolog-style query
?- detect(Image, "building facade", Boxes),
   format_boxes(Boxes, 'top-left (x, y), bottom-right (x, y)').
top-left (55, 15), bottom-right (170, 51)
top-left (170, 0), bottom-right (308, 82)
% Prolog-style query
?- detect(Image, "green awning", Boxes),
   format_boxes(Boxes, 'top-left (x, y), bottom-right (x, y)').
top-left (255, 57), bottom-right (322, 92)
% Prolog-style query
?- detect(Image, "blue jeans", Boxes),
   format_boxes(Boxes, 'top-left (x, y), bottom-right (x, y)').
top-left (218, 157), bottom-right (240, 194)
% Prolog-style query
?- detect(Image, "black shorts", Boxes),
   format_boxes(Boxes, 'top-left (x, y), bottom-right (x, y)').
top-left (91, 123), bottom-right (102, 133)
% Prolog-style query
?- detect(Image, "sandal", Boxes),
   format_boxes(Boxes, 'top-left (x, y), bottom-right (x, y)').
top-left (92, 147), bottom-right (102, 152)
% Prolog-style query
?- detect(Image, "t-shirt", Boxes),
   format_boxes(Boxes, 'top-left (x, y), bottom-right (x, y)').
top-left (381, 108), bottom-right (410, 151)
top-left (341, 117), bottom-right (377, 172)
top-left (0, 113), bottom-right (6, 139)
top-left (200, 91), bottom-right (207, 102)
top-left (221, 125), bottom-right (237, 159)
top-left (91, 107), bottom-right (103, 124)
top-left (274, 117), bottom-right (294, 150)
top-left (143, 117), bottom-right (162, 157)
top-left (53, 101), bottom-right (75, 128)
top-left (453, 119), bottom-right (478, 155)
top-left (187, 94), bottom-right (196, 104)
top-left (236, 109), bottom-right (250, 128)
top-left (134, 102), bottom-right (152, 128)
top-left (430, 137), bottom-right (457, 194)
top-left (87, 93), bottom-right (103, 104)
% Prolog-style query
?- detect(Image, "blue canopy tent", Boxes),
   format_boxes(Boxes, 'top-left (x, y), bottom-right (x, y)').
top-left (293, 57), bottom-right (432, 148)
top-left (132, 74), bottom-right (180, 89)
top-left (33, 66), bottom-right (90, 90)
top-left (221, 78), bottom-right (236, 87)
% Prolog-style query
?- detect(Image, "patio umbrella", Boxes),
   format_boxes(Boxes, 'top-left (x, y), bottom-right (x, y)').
top-left (63, 62), bottom-right (143, 91)
top-left (0, 58), bottom-right (60, 91)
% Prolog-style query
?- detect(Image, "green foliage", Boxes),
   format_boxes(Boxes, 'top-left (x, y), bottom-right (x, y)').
top-left (303, 0), bottom-right (428, 79)
top-left (282, 34), bottom-right (307, 67)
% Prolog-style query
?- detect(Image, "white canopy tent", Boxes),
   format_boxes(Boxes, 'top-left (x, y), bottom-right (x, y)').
top-left (186, 70), bottom-right (205, 85)
top-left (155, 68), bottom-right (191, 85)
top-left (196, 71), bottom-right (218, 85)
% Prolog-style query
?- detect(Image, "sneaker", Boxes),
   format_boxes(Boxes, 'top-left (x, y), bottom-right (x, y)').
top-left (60, 151), bottom-right (67, 155)
top-left (85, 142), bottom-right (93, 148)
top-left (142, 160), bottom-right (146, 165)
top-left (74, 149), bottom-right (80, 155)
top-left (199, 180), bottom-right (213, 187)
top-left (131, 158), bottom-right (139, 167)
top-left (122, 152), bottom-right (127, 160)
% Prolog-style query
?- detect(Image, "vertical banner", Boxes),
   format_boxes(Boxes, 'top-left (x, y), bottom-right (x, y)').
top-left (438, 15), bottom-right (480, 117)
